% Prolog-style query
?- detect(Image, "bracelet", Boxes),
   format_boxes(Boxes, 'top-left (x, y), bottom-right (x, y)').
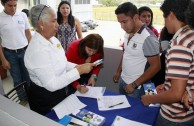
top-left (91, 74), bottom-right (97, 81)
top-left (131, 82), bottom-right (138, 89)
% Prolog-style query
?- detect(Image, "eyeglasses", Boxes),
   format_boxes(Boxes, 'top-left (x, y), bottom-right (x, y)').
top-left (38, 5), bottom-right (50, 20)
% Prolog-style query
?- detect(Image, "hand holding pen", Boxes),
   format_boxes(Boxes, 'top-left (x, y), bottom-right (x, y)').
top-left (77, 84), bottom-right (88, 94)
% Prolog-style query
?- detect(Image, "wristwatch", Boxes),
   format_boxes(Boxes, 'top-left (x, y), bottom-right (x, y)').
top-left (131, 82), bottom-right (138, 89)
top-left (92, 74), bottom-right (97, 81)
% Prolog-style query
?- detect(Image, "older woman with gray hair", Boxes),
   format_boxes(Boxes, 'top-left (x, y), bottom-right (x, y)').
top-left (24, 4), bottom-right (95, 115)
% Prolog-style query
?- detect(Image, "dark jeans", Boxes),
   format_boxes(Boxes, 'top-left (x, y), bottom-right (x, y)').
top-left (4, 48), bottom-right (31, 100)
top-left (4, 48), bottom-right (31, 87)
top-left (156, 112), bottom-right (194, 126)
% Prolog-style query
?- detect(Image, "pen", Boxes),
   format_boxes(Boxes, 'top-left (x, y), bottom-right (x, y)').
top-left (81, 84), bottom-right (86, 87)
top-left (108, 102), bottom-right (124, 108)
top-left (186, 87), bottom-right (194, 106)
top-left (69, 122), bottom-right (84, 126)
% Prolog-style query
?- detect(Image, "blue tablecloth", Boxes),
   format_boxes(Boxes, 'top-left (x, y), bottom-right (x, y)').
top-left (46, 90), bottom-right (160, 126)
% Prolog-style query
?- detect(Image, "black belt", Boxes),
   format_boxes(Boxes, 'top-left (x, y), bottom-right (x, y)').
top-left (3, 46), bottom-right (27, 53)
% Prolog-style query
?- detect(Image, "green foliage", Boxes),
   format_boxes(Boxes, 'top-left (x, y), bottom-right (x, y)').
top-left (99, 0), bottom-right (122, 7)
top-left (93, 6), bottom-right (164, 26)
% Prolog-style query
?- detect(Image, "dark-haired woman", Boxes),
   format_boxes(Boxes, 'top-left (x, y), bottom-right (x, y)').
top-left (66, 34), bottom-right (104, 94)
top-left (57, 1), bottom-right (82, 51)
top-left (138, 6), bottom-right (159, 38)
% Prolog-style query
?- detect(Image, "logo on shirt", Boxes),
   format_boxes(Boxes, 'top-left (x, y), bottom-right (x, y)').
top-left (132, 43), bottom-right (137, 49)
top-left (18, 20), bottom-right (24, 24)
top-left (57, 44), bottom-right (62, 49)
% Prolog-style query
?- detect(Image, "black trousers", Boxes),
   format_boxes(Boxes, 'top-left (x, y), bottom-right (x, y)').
top-left (28, 82), bottom-right (68, 115)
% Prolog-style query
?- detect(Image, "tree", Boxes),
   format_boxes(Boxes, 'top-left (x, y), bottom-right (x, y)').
top-left (99, 0), bottom-right (122, 7)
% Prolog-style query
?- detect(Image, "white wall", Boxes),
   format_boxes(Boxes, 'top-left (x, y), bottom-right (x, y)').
top-left (47, 0), bottom-right (58, 13)
top-left (26, 0), bottom-right (93, 21)
top-left (0, 4), bottom-right (3, 12)
top-left (72, 4), bottom-right (92, 22)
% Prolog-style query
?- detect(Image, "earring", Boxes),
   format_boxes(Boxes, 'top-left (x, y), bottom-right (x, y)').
top-left (40, 26), bottom-right (44, 31)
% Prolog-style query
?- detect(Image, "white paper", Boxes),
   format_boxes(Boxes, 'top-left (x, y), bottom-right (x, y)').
top-left (75, 86), bottom-right (106, 99)
top-left (111, 116), bottom-right (151, 126)
top-left (97, 95), bottom-right (131, 111)
top-left (149, 103), bottom-right (160, 107)
top-left (67, 116), bottom-right (93, 126)
top-left (52, 94), bottom-right (86, 119)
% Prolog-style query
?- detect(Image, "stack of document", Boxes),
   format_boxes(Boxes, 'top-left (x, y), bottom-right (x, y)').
top-left (58, 115), bottom-right (93, 126)
top-left (72, 109), bottom-right (106, 126)
top-left (111, 116), bottom-right (151, 126)
top-left (74, 86), bottom-right (106, 99)
top-left (52, 94), bottom-right (86, 119)
top-left (97, 95), bottom-right (131, 111)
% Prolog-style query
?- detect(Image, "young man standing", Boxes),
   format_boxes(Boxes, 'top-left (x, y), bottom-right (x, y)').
top-left (182, 0), bottom-right (194, 110)
top-left (0, 0), bottom-right (31, 93)
top-left (113, 2), bottom-right (160, 98)
top-left (141, 0), bottom-right (194, 125)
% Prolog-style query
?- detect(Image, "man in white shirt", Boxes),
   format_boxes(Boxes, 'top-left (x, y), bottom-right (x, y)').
top-left (113, 2), bottom-right (160, 98)
top-left (0, 0), bottom-right (32, 93)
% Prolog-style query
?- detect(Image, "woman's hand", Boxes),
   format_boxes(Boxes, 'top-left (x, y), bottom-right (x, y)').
top-left (77, 85), bottom-right (89, 94)
top-left (87, 76), bottom-right (96, 86)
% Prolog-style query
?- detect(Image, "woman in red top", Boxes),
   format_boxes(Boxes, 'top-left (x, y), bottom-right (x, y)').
top-left (66, 34), bottom-right (104, 93)
top-left (138, 6), bottom-right (159, 38)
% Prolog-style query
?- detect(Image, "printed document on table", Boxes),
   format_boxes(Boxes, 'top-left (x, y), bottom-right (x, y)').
top-left (52, 94), bottom-right (86, 119)
top-left (111, 116), bottom-right (151, 126)
top-left (74, 86), bottom-right (106, 99)
top-left (97, 95), bottom-right (131, 111)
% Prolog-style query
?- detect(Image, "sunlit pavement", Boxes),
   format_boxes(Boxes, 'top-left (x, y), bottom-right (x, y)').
top-left (83, 20), bottom-right (163, 48)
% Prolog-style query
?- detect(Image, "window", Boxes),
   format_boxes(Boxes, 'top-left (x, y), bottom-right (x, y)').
top-left (66, 0), bottom-right (71, 3)
top-left (83, 0), bottom-right (86, 4)
top-left (79, 0), bottom-right (82, 4)
top-left (75, 0), bottom-right (78, 4)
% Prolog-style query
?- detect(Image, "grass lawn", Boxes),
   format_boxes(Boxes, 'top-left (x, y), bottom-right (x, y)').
top-left (93, 6), bottom-right (164, 26)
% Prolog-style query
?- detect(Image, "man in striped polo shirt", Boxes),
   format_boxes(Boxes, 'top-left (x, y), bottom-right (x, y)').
top-left (141, 0), bottom-right (194, 125)
top-left (182, 1), bottom-right (194, 111)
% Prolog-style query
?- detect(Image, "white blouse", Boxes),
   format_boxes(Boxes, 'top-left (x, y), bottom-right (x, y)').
top-left (24, 32), bottom-right (80, 92)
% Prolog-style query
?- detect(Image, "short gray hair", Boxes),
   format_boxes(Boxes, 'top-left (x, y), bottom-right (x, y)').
top-left (29, 4), bottom-right (51, 30)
